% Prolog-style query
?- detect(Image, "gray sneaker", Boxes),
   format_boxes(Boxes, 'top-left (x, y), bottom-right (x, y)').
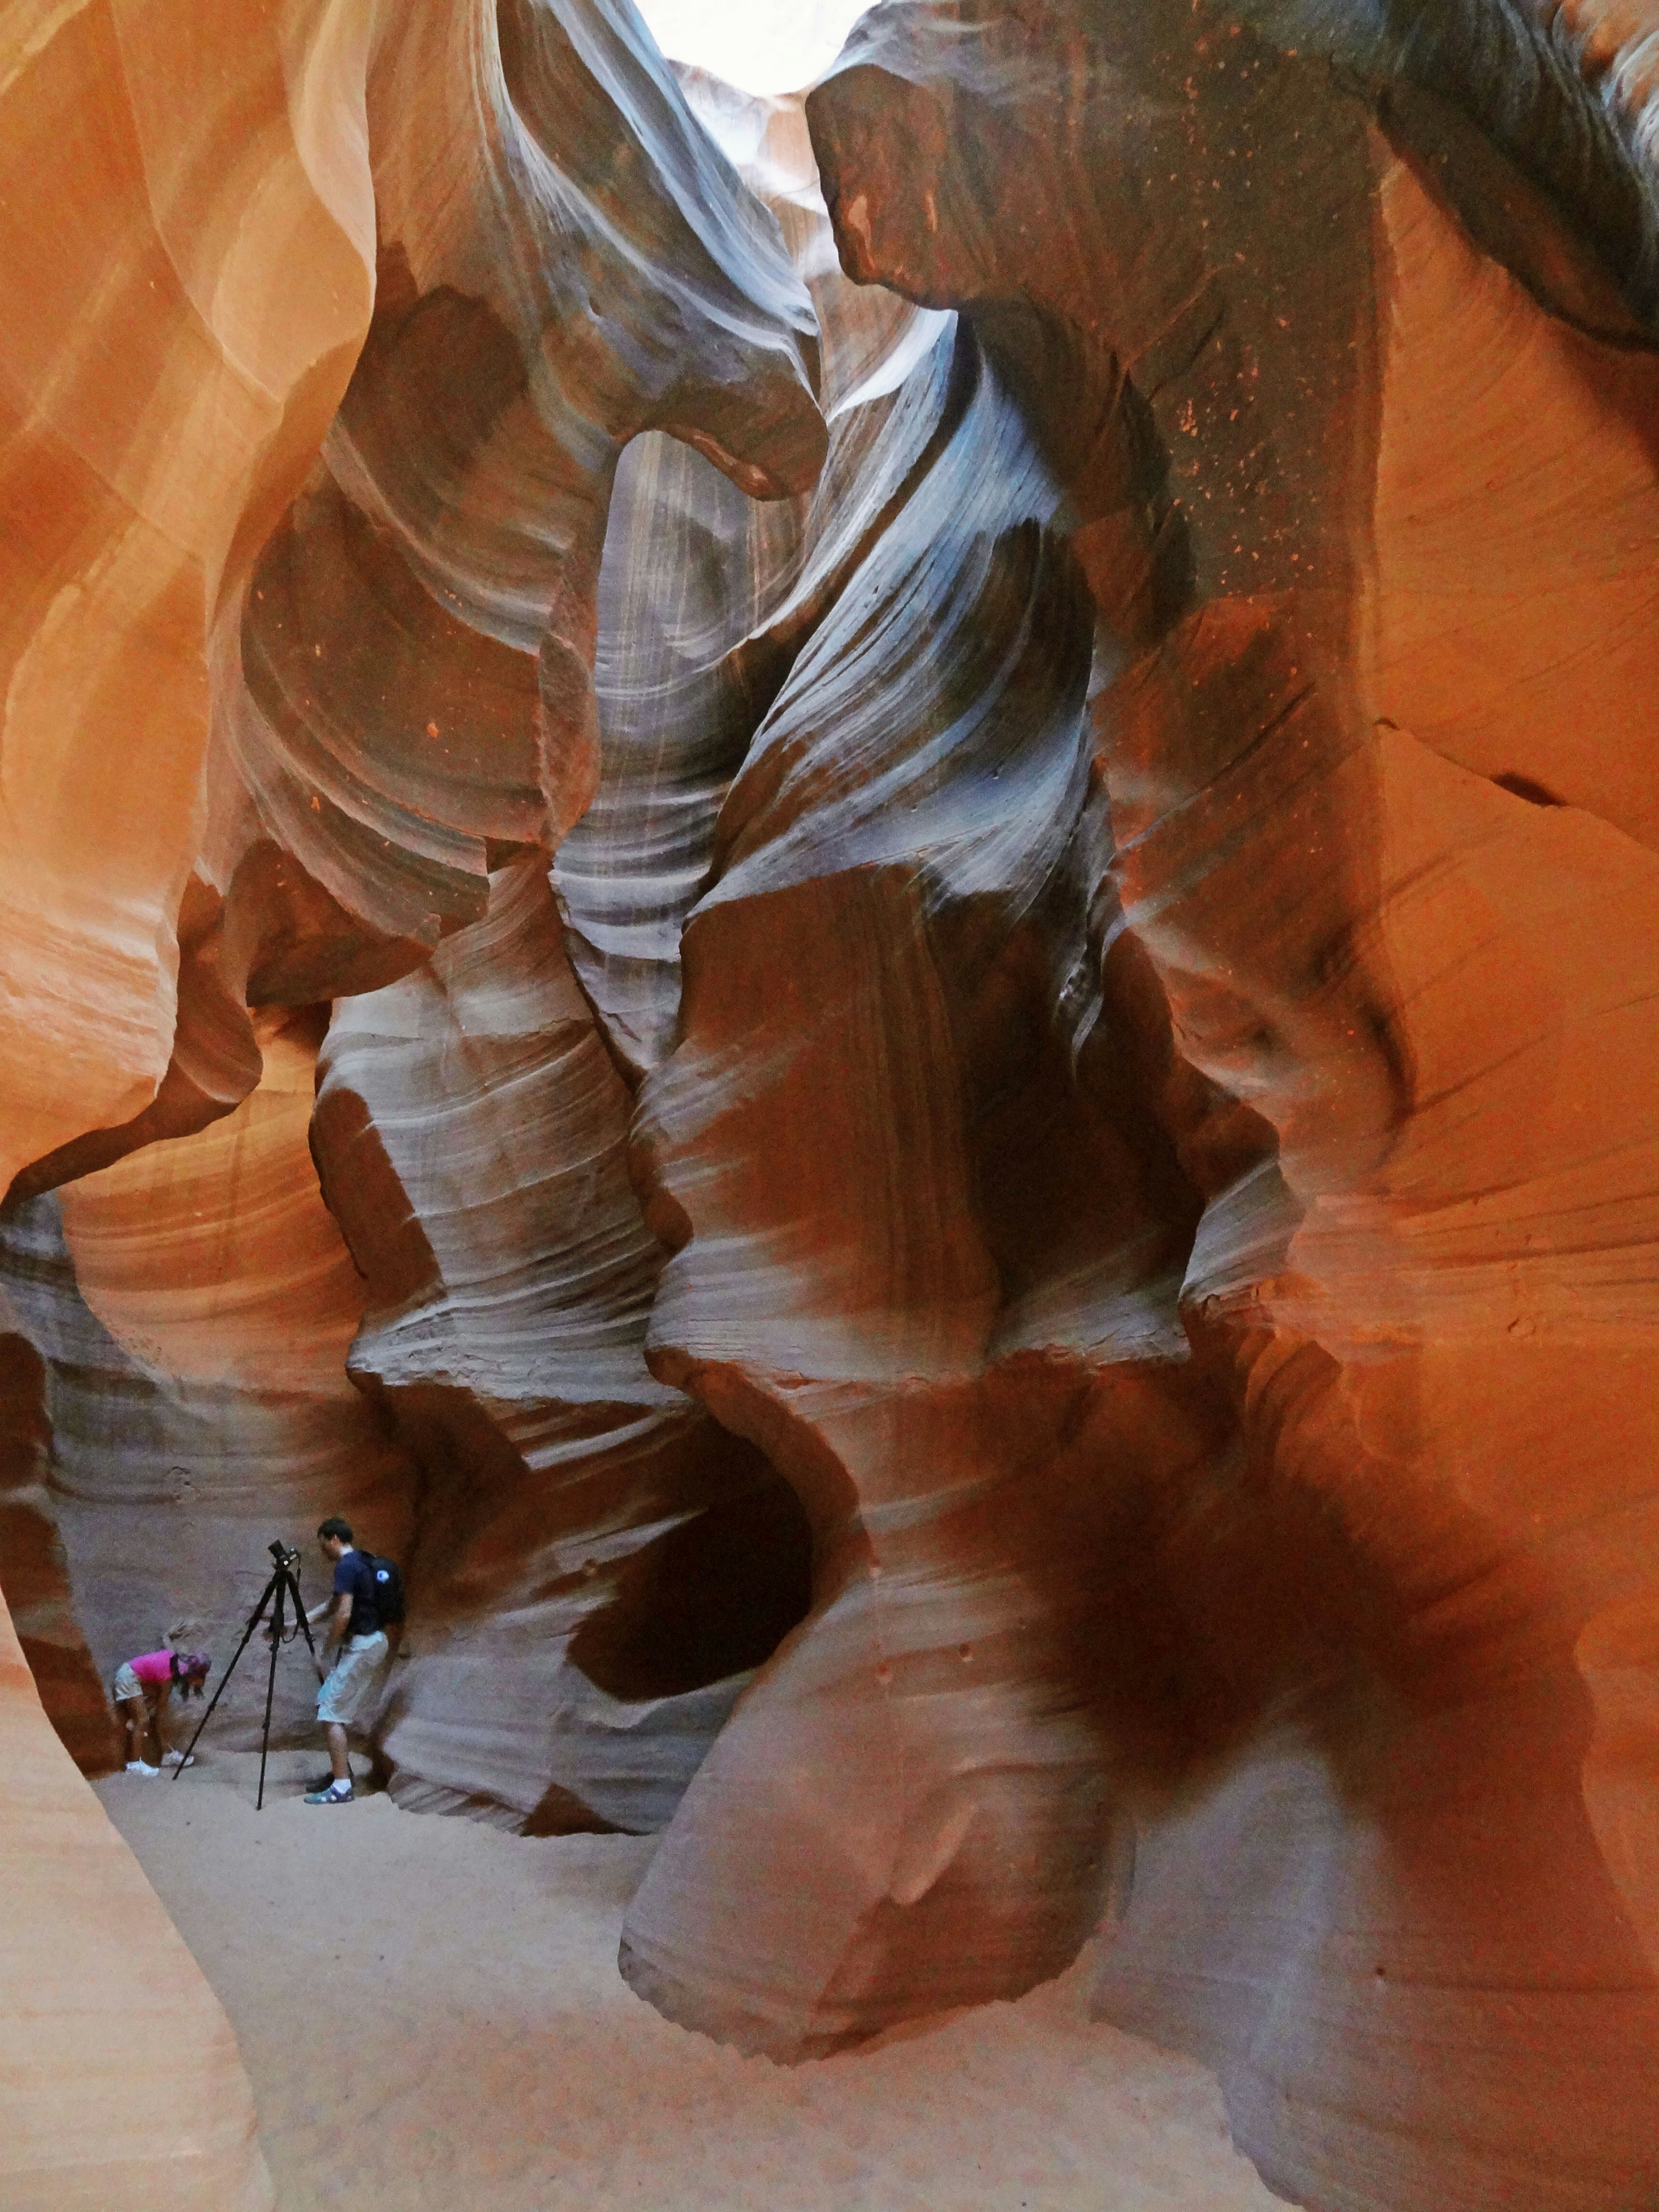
top-left (304, 1782), bottom-right (353, 1805)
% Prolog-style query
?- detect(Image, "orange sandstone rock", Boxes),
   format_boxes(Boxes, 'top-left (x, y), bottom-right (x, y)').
top-left (3, 1008), bottom-right (418, 1752)
top-left (1, 16), bottom-right (830, 2195)
top-left (0, 0), bottom-right (374, 1197)
top-left (0, 1592), bottom-right (272, 2211)
top-left (311, 858), bottom-right (812, 1832)
top-left (4, 6), bottom-right (1659, 2210)
top-left (804, 4), bottom-right (1659, 2204)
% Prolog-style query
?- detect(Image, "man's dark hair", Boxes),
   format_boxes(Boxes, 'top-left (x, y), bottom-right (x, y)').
top-left (317, 1516), bottom-right (354, 1544)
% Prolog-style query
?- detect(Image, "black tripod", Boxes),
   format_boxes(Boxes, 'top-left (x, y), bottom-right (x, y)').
top-left (174, 1539), bottom-right (320, 1809)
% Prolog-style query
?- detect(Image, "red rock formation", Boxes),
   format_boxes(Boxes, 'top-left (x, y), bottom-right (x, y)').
top-left (0, 0), bottom-right (826, 1210)
top-left (0, 1597), bottom-right (271, 2212)
top-left (0, 8), bottom-right (825, 2202)
top-left (1, 0), bottom-right (826, 1732)
top-left (213, 0), bottom-right (825, 1020)
top-left (556, 79), bottom-right (957, 1078)
top-left (0, 0), bottom-right (374, 1207)
top-left (612, 91), bottom-right (1159, 2047)
top-left (1, 1009), bottom-right (418, 1752)
top-left (0, 6), bottom-right (368, 2197)
top-left (5, 3), bottom-right (1659, 2207)
top-left (799, 4), bottom-right (1659, 2204)
top-left (0, 1302), bottom-right (121, 1776)
top-left (312, 856), bottom-right (811, 1831)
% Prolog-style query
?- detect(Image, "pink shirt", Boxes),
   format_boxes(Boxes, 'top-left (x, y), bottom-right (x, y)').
top-left (128, 1650), bottom-right (174, 1691)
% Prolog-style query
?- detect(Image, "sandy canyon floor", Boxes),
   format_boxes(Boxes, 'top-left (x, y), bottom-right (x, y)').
top-left (97, 1753), bottom-right (1289, 2212)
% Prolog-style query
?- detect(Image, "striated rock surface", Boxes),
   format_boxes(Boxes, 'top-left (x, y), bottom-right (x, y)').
top-left (0, 6), bottom-right (373, 2186)
top-left (1, 10), bottom-right (830, 2196)
top-left (556, 76), bottom-right (956, 1079)
top-left (0, 0), bottom-right (374, 1203)
top-left (4, 3), bottom-right (1659, 2209)
top-left (1, 0), bottom-right (826, 1210)
top-left (0, 1293), bottom-right (121, 1776)
top-left (312, 856), bottom-right (811, 1831)
top-left (1, 1011), bottom-right (418, 1753)
top-left (213, 0), bottom-right (826, 1023)
top-left (801, 4), bottom-right (1659, 2206)
top-left (0, 0), bottom-right (826, 1622)
top-left (608, 87), bottom-right (1180, 2050)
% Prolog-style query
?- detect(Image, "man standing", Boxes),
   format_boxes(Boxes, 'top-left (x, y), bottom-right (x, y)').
top-left (303, 1516), bottom-right (389, 1805)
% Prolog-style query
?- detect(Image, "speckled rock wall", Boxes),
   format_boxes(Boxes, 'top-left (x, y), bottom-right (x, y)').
top-left (799, 6), bottom-right (1659, 2206)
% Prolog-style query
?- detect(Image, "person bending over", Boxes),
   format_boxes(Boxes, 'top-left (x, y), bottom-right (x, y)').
top-left (113, 1647), bottom-right (210, 1775)
top-left (302, 1516), bottom-right (390, 1805)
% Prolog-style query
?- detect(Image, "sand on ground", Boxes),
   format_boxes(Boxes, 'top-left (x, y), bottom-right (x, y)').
top-left (96, 1751), bottom-right (1291, 2212)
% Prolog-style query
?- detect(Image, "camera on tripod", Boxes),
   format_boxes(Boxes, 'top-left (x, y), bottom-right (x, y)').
top-left (175, 1535), bottom-right (319, 1808)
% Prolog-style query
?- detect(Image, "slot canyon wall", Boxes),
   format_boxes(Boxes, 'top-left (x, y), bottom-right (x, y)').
top-left (3, 3), bottom-right (1659, 2210)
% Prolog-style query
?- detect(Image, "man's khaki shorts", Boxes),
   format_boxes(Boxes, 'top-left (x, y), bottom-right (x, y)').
top-left (316, 1632), bottom-right (389, 1727)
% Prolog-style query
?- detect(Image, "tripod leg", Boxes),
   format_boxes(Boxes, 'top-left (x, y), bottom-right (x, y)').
top-left (172, 1571), bottom-right (280, 1778)
top-left (286, 1568), bottom-right (320, 1663)
top-left (256, 1571), bottom-right (287, 1812)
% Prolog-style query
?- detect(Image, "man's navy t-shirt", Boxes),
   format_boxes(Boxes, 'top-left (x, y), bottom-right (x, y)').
top-left (333, 1551), bottom-right (380, 1638)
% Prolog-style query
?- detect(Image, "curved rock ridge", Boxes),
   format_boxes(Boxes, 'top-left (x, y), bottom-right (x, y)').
top-left (3, 0), bottom-right (828, 1205)
top-left (0, 1011), bottom-right (419, 1756)
top-left (603, 99), bottom-right (1217, 2047)
top-left (0, 14), bottom-right (819, 2208)
top-left (0, 1027), bottom-right (375, 2210)
top-left (1, 875), bottom-right (265, 1220)
top-left (0, 16), bottom-right (828, 2193)
top-left (0, 0), bottom-right (376, 1205)
top-left (1249, 0), bottom-right (1659, 338)
top-left (0, 1292), bottom-right (120, 1778)
top-left (567, 105), bottom-right (1197, 2045)
top-left (312, 856), bottom-right (810, 1832)
top-left (556, 76), bottom-right (955, 1080)
top-left (554, 428), bottom-right (810, 1079)
top-left (221, 0), bottom-right (828, 1007)
top-left (807, 5), bottom-right (1659, 2207)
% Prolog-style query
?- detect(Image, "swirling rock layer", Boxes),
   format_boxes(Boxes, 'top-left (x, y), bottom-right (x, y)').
top-left (1, 1011), bottom-right (419, 1753)
top-left (313, 857), bottom-right (812, 1832)
top-left (0, 10), bottom-right (825, 2203)
top-left (806, 5), bottom-right (1659, 2206)
top-left (3, 5), bottom-right (1659, 2210)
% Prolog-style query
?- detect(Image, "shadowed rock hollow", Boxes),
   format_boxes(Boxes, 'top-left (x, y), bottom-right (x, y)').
top-left (2, 3), bottom-right (1657, 2209)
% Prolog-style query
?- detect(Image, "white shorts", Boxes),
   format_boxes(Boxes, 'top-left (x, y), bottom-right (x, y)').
top-left (113, 1661), bottom-right (148, 1705)
top-left (316, 1632), bottom-right (389, 1727)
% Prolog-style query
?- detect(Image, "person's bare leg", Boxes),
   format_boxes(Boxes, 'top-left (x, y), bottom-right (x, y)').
top-left (123, 1697), bottom-right (151, 1766)
top-left (326, 1721), bottom-right (350, 1783)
